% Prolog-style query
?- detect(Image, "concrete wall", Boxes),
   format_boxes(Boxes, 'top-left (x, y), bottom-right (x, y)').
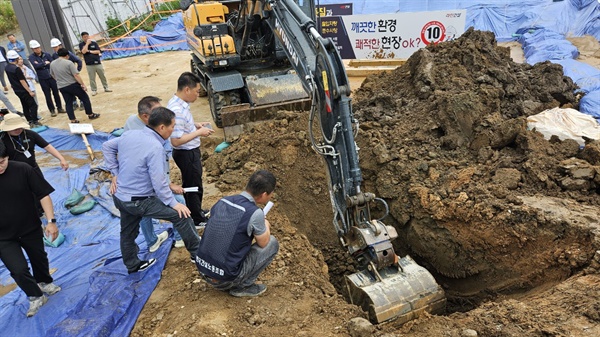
top-left (11, 0), bottom-right (160, 53)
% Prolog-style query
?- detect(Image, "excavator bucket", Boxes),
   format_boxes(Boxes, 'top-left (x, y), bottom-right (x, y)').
top-left (219, 73), bottom-right (311, 139)
top-left (245, 72), bottom-right (309, 106)
top-left (345, 255), bottom-right (446, 324)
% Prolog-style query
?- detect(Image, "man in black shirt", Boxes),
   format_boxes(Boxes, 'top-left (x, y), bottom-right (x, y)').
top-left (4, 50), bottom-right (40, 127)
top-left (78, 32), bottom-right (111, 96)
top-left (0, 141), bottom-right (61, 317)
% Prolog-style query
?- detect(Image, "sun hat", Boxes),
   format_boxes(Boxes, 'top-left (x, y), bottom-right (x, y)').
top-left (0, 113), bottom-right (30, 132)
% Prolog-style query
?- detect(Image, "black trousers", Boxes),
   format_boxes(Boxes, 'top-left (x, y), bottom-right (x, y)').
top-left (15, 91), bottom-right (38, 123)
top-left (59, 82), bottom-right (93, 120)
top-left (0, 226), bottom-right (52, 297)
top-left (39, 77), bottom-right (62, 111)
top-left (172, 147), bottom-right (206, 225)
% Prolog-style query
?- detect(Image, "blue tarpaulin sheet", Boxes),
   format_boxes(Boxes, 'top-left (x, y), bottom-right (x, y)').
top-left (103, 12), bottom-right (189, 59)
top-left (0, 128), bottom-right (175, 336)
top-left (316, 0), bottom-right (600, 41)
top-left (516, 28), bottom-right (600, 120)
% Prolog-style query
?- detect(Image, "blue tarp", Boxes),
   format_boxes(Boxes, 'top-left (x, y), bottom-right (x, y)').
top-left (516, 28), bottom-right (600, 120)
top-left (0, 128), bottom-right (175, 336)
top-left (103, 12), bottom-right (189, 59)
top-left (317, 0), bottom-right (600, 41)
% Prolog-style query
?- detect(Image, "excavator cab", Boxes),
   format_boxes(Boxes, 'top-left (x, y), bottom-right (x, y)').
top-left (183, 1), bottom-right (311, 137)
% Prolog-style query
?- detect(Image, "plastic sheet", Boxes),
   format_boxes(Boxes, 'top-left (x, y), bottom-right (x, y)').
top-left (0, 128), bottom-right (174, 336)
top-left (316, 0), bottom-right (599, 41)
top-left (527, 107), bottom-right (600, 146)
top-left (103, 12), bottom-right (189, 60)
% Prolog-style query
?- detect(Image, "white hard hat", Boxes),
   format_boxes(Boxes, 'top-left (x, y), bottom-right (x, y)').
top-left (29, 40), bottom-right (41, 48)
top-left (50, 38), bottom-right (62, 48)
top-left (6, 50), bottom-right (19, 60)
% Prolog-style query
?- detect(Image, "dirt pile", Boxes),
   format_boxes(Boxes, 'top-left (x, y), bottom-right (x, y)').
top-left (204, 28), bottom-right (600, 313)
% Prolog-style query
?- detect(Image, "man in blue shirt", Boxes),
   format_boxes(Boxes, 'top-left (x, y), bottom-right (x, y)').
top-left (123, 96), bottom-right (186, 251)
top-left (102, 107), bottom-right (200, 274)
top-left (6, 34), bottom-right (34, 72)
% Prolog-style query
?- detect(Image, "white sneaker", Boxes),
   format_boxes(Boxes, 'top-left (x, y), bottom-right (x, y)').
top-left (91, 91), bottom-right (97, 96)
top-left (174, 239), bottom-right (185, 248)
top-left (149, 231), bottom-right (168, 253)
top-left (27, 295), bottom-right (48, 317)
top-left (38, 282), bottom-right (61, 295)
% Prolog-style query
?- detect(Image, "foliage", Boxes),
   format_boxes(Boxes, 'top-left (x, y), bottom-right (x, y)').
top-left (105, 0), bottom-right (181, 38)
top-left (0, 0), bottom-right (18, 35)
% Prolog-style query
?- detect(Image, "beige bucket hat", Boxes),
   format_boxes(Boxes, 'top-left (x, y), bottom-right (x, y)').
top-left (0, 113), bottom-right (30, 132)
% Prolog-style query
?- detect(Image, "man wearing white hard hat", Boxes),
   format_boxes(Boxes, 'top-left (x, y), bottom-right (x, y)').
top-left (28, 40), bottom-right (64, 117)
top-left (50, 38), bottom-right (83, 111)
top-left (5, 49), bottom-right (40, 127)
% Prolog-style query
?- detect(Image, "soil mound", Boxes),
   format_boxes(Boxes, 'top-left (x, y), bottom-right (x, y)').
top-left (205, 29), bottom-right (600, 313)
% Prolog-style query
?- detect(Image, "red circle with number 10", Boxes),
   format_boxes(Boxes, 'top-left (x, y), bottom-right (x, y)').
top-left (421, 21), bottom-right (446, 45)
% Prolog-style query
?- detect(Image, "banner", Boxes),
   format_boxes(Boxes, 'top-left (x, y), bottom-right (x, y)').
top-left (320, 10), bottom-right (467, 59)
top-left (316, 3), bottom-right (353, 17)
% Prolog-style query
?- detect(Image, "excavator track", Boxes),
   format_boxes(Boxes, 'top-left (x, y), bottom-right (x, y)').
top-left (207, 80), bottom-right (241, 128)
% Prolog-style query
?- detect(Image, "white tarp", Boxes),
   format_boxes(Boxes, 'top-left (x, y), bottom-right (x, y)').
top-left (527, 107), bottom-right (600, 146)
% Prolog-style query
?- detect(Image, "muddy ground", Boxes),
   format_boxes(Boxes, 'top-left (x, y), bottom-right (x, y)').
top-left (5, 28), bottom-right (599, 336)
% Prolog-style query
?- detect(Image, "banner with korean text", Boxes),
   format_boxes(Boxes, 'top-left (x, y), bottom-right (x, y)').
top-left (319, 10), bottom-right (467, 59)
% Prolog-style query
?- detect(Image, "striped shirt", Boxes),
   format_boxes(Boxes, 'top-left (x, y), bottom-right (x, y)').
top-left (167, 95), bottom-right (200, 150)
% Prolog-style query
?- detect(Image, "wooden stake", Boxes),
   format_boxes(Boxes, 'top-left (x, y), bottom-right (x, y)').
top-left (81, 133), bottom-right (95, 160)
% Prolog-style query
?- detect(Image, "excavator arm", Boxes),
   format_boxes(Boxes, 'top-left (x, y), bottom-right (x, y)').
top-left (269, 0), bottom-right (447, 323)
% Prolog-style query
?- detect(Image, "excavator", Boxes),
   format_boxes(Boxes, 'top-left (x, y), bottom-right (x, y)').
top-left (181, 0), bottom-right (446, 323)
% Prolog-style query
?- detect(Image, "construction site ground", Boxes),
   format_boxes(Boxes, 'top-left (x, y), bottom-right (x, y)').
top-left (6, 31), bottom-right (600, 336)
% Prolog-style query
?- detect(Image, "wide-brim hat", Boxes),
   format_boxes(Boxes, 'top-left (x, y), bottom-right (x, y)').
top-left (0, 113), bottom-right (30, 132)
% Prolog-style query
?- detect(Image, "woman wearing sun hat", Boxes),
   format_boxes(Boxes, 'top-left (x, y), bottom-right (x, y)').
top-left (0, 113), bottom-right (68, 178)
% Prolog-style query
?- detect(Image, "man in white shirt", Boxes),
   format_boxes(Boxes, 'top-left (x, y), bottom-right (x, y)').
top-left (167, 72), bottom-right (214, 228)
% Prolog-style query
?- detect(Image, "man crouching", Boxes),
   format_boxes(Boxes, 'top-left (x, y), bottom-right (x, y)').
top-left (196, 170), bottom-right (279, 297)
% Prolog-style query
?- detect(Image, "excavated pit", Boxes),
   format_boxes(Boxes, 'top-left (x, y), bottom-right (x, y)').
top-left (203, 28), bottom-right (600, 315)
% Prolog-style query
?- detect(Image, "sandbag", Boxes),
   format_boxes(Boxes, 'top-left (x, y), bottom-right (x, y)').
top-left (69, 199), bottom-right (97, 215)
top-left (65, 189), bottom-right (85, 208)
top-left (111, 128), bottom-right (125, 137)
top-left (43, 232), bottom-right (65, 248)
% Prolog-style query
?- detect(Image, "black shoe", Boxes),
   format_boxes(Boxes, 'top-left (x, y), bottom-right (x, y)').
top-left (88, 113), bottom-right (100, 120)
top-left (229, 284), bottom-right (267, 297)
top-left (128, 258), bottom-right (156, 274)
top-left (57, 108), bottom-right (66, 113)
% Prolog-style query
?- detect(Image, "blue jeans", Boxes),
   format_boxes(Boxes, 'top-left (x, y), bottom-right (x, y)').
top-left (203, 236), bottom-right (279, 290)
top-left (139, 194), bottom-right (185, 245)
top-left (113, 195), bottom-right (200, 273)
